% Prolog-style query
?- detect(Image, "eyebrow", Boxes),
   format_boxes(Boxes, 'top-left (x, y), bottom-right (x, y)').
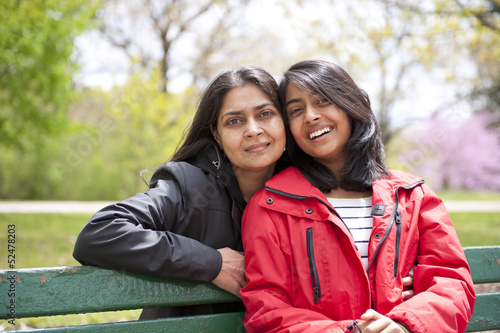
top-left (220, 102), bottom-right (274, 123)
top-left (285, 98), bottom-right (301, 107)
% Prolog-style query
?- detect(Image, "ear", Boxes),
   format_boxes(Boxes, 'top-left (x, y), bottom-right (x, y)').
top-left (210, 126), bottom-right (222, 149)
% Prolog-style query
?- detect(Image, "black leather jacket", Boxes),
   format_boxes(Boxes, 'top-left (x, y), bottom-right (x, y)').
top-left (73, 143), bottom-right (247, 317)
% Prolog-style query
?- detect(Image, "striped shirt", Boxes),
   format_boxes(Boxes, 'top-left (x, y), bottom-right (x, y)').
top-left (327, 197), bottom-right (373, 268)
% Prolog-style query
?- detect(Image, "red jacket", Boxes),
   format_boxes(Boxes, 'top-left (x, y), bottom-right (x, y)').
top-left (241, 167), bottom-right (475, 333)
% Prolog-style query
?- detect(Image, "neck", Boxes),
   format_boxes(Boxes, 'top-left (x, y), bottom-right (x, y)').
top-left (233, 165), bottom-right (276, 202)
top-left (316, 155), bottom-right (372, 199)
top-left (325, 187), bottom-right (372, 199)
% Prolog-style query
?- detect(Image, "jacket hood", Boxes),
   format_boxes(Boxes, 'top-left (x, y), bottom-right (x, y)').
top-left (193, 142), bottom-right (247, 213)
top-left (149, 142), bottom-right (246, 213)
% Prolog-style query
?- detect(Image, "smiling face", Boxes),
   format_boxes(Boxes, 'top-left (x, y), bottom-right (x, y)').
top-left (285, 83), bottom-right (351, 172)
top-left (212, 84), bottom-right (286, 174)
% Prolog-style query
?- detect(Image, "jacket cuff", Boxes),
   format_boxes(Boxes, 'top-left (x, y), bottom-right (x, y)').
top-left (188, 239), bottom-right (222, 282)
top-left (398, 322), bottom-right (411, 333)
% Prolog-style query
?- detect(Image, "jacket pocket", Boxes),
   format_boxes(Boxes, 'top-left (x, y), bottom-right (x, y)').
top-left (306, 227), bottom-right (321, 304)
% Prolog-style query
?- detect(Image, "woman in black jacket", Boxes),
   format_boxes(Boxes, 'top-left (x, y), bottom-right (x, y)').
top-left (73, 66), bottom-right (287, 318)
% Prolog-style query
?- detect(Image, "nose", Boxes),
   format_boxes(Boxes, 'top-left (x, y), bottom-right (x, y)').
top-left (245, 118), bottom-right (263, 137)
top-left (304, 106), bottom-right (320, 124)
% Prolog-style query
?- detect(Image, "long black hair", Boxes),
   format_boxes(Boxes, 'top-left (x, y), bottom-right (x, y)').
top-left (172, 66), bottom-right (281, 163)
top-left (278, 60), bottom-right (388, 192)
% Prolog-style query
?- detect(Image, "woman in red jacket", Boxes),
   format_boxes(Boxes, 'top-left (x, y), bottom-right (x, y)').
top-left (240, 60), bottom-right (475, 332)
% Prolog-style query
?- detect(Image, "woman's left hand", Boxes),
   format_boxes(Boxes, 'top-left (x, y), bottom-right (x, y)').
top-left (358, 309), bottom-right (408, 332)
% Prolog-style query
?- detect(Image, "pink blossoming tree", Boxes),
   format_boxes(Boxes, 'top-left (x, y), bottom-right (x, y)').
top-left (398, 112), bottom-right (500, 191)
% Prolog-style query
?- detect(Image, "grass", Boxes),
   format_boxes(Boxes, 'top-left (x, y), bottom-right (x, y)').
top-left (450, 212), bottom-right (500, 247)
top-left (0, 209), bottom-right (499, 329)
top-left (437, 190), bottom-right (500, 201)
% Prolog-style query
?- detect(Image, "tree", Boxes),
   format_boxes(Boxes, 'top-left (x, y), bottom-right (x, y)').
top-left (88, 0), bottom-right (251, 94)
top-left (398, 111), bottom-right (500, 191)
top-left (0, 0), bottom-right (99, 150)
top-left (383, 0), bottom-right (500, 113)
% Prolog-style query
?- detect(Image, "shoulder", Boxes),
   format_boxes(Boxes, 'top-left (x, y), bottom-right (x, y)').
top-left (374, 169), bottom-right (425, 190)
top-left (149, 161), bottom-right (229, 205)
top-left (150, 161), bottom-right (209, 187)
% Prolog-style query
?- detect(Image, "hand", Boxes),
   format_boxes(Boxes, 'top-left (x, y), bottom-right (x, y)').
top-left (211, 247), bottom-right (246, 297)
top-left (402, 266), bottom-right (414, 300)
top-left (358, 309), bottom-right (407, 332)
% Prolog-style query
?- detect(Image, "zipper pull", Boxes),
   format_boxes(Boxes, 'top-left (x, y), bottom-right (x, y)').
top-left (395, 210), bottom-right (401, 224)
top-left (313, 286), bottom-right (320, 304)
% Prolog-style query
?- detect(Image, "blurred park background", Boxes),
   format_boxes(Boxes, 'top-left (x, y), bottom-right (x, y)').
top-left (1, 0), bottom-right (499, 329)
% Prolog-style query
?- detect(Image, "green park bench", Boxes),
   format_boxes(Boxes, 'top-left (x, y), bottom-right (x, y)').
top-left (1, 246), bottom-right (499, 332)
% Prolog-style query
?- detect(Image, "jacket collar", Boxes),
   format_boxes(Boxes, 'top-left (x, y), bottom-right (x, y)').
top-left (265, 167), bottom-right (424, 203)
top-left (265, 167), bottom-right (324, 198)
top-left (193, 142), bottom-right (247, 212)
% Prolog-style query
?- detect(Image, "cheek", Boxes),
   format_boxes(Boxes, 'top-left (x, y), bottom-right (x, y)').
top-left (288, 120), bottom-right (302, 141)
top-left (217, 130), bottom-right (238, 152)
top-left (274, 121), bottom-right (286, 140)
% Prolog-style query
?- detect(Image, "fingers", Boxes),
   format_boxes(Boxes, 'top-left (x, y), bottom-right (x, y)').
top-left (402, 289), bottom-right (415, 300)
top-left (359, 310), bottom-right (405, 332)
top-left (361, 309), bottom-right (381, 321)
top-left (212, 248), bottom-right (247, 297)
top-left (402, 268), bottom-right (415, 300)
top-left (402, 275), bottom-right (413, 287)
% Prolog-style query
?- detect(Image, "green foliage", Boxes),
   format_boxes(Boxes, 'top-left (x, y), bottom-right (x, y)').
top-left (0, 71), bottom-right (198, 200)
top-left (99, 70), bottom-right (198, 186)
top-left (0, 0), bottom-right (99, 150)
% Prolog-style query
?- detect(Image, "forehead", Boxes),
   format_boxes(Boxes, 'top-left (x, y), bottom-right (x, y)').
top-left (285, 83), bottom-right (319, 101)
top-left (219, 84), bottom-right (272, 113)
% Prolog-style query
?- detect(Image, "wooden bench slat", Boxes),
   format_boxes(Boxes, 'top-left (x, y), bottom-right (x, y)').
top-left (14, 312), bottom-right (245, 333)
top-left (465, 292), bottom-right (500, 332)
top-left (464, 246), bottom-right (500, 284)
top-left (0, 266), bottom-right (240, 319)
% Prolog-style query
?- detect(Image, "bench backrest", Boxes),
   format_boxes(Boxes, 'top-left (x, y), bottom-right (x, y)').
top-left (1, 246), bottom-right (498, 332)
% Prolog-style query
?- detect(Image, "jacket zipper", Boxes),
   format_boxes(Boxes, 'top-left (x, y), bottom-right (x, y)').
top-left (306, 227), bottom-right (321, 304)
top-left (394, 210), bottom-right (402, 277)
top-left (367, 180), bottom-right (424, 277)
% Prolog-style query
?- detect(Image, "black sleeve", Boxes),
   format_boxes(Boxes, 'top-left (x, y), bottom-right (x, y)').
top-left (72, 179), bottom-right (222, 283)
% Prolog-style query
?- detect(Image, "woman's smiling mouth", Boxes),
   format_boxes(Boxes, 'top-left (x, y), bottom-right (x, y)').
top-left (309, 126), bottom-right (332, 140)
top-left (245, 142), bottom-right (270, 152)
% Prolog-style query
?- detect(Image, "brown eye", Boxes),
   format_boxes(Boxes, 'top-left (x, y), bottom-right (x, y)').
top-left (260, 110), bottom-right (273, 118)
top-left (227, 118), bottom-right (242, 125)
top-left (288, 107), bottom-right (302, 117)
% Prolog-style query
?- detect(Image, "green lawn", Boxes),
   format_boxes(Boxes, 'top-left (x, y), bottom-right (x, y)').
top-left (0, 211), bottom-right (498, 329)
top-left (437, 190), bottom-right (500, 201)
top-left (449, 212), bottom-right (500, 247)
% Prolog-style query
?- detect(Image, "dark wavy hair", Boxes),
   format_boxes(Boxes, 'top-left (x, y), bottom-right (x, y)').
top-left (278, 60), bottom-right (388, 192)
top-left (172, 66), bottom-right (282, 163)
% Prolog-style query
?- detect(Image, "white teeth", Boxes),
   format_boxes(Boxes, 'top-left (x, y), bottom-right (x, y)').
top-left (309, 127), bottom-right (332, 139)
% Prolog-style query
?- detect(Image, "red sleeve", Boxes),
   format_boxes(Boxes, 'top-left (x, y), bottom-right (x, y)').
top-left (387, 184), bottom-right (476, 332)
top-left (240, 194), bottom-right (351, 333)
